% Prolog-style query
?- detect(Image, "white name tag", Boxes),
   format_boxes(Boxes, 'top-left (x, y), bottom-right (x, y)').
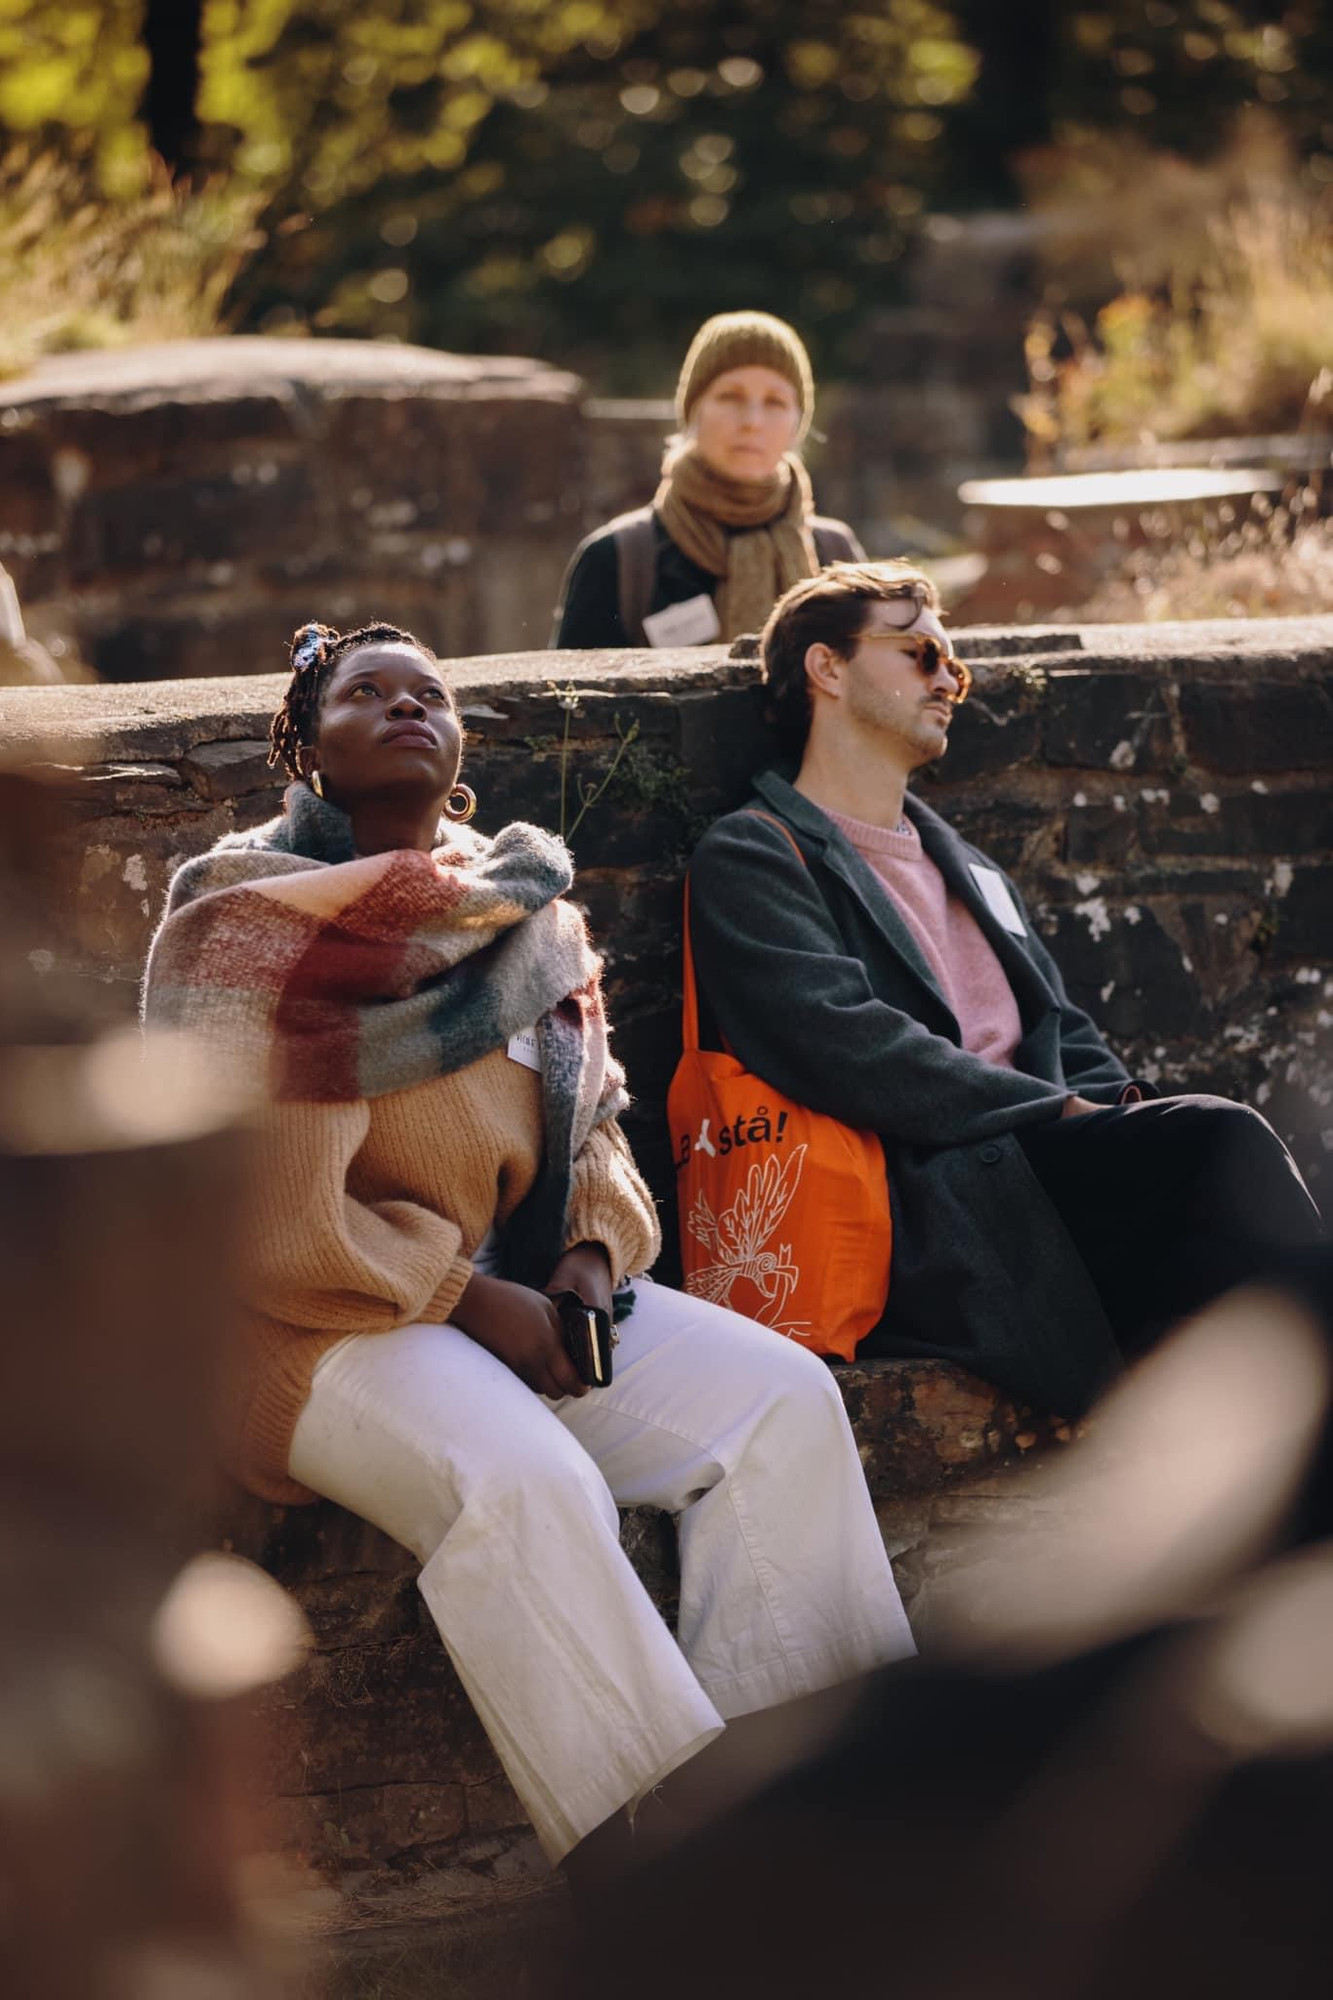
top-left (968, 863), bottom-right (1027, 935)
top-left (641, 592), bottom-right (722, 648)
top-left (506, 1028), bottom-right (542, 1073)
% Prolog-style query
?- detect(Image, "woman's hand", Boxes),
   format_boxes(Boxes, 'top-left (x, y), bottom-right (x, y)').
top-left (452, 1271), bottom-right (588, 1400)
top-left (545, 1241), bottom-right (615, 1318)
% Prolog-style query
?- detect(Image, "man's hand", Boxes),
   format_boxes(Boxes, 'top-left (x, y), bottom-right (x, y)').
top-left (452, 1271), bottom-right (587, 1399)
top-left (1062, 1094), bottom-right (1102, 1119)
top-left (545, 1241), bottom-right (615, 1319)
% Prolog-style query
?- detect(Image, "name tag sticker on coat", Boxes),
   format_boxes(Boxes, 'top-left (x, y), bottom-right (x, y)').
top-left (507, 1028), bottom-right (542, 1072)
top-left (641, 594), bottom-right (722, 648)
top-left (968, 864), bottom-right (1027, 935)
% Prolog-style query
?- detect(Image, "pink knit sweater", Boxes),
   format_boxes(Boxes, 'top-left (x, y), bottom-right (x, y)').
top-left (826, 808), bottom-right (1022, 1069)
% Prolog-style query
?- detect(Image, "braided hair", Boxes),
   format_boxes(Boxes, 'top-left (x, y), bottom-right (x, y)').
top-left (268, 620), bottom-right (441, 780)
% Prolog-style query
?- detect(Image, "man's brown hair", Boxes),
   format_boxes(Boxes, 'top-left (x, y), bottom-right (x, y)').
top-left (761, 561), bottom-right (942, 755)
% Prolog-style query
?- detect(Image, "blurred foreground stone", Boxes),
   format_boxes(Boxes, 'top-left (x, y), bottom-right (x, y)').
top-left (0, 768), bottom-right (304, 2000)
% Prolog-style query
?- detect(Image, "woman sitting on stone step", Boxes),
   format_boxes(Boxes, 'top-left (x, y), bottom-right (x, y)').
top-left (143, 617), bottom-right (913, 1890)
top-left (553, 311), bottom-right (863, 651)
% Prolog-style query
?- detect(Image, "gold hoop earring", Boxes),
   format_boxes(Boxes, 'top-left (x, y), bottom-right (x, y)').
top-left (309, 770), bottom-right (325, 799)
top-left (445, 783), bottom-right (477, 823)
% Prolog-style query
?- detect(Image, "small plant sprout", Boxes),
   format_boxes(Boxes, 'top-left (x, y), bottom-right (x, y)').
top-left (544, 681), bottom-right (641, 842)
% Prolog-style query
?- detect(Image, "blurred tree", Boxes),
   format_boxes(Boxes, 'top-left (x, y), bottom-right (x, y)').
top-left (0, 0), bottom-right (1329, 385)
top-left (942, 1), bottom-right (1332, 198)
top-left (1048, 2), bottom-right (1332, 162)
top-left (944, 0), bottom-right (1061, 200)
top-left (226, 0), bottom-right (979, 385)
top-left (140, 0), bottom-right (204, 177)
top-left (0, 0), bottom-right (147, 183)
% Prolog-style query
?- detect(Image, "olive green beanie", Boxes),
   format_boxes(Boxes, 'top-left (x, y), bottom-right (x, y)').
top-left (675, 311), bottom-right (815, 444)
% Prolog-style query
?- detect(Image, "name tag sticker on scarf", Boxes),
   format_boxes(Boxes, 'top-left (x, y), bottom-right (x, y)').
top-left (968, 864), bottom-right (1027, 935)
top-left (507, 1028), bottom-right (542, 1073)
top-left (642, 594), bottom-right (722, 648)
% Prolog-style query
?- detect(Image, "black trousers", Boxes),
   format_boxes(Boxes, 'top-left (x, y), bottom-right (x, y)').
top-left (1018, 1094), bottom-right (1325, 1360)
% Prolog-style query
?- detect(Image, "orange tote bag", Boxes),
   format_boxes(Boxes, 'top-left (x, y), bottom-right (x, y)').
top-left (667, 865), bottom-right (892, 1363)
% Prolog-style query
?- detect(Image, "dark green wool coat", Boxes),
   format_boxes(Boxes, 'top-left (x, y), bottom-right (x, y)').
top-left (687, 771), bottom-right (1139, 1416)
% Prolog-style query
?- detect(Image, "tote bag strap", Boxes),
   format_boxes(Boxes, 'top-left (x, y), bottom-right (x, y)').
top-left (681, 875), bottom-right (702, 1054)
top-left (680, 810), bottom-right (808, 1056)
top-left (744, 809), bottom-right (808, 868)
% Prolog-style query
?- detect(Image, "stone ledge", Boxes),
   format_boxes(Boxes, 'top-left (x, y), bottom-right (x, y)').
top-left (0, 336), bottom-right (582, 414)
top-left (3, 615), bottom-right (1329, 759)
top-left (2, 621), bottom-right (1328, 1199)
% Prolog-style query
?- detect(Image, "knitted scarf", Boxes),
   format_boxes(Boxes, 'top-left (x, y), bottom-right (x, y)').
top-left (143, 782), bottom-right (628, 1289)
top-left (655, 442), bottom-right (819, 640)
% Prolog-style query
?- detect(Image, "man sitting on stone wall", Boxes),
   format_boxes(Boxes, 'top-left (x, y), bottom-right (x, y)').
top-left (686, 562), bottom-right (1323, 1414)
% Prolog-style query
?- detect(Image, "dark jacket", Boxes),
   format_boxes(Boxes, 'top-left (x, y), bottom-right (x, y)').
top-left (554, 509), bottom-right (864, 649)
top-left (688, 771), bottom-right (1135, 1415)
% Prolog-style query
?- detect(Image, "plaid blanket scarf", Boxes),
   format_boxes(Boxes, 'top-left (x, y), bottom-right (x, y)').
top-left (143, 781), bottom-right (629, 1288)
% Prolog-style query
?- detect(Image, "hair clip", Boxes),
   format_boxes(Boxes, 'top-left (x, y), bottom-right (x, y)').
top-left (292, 624), bottom-right (327, 671)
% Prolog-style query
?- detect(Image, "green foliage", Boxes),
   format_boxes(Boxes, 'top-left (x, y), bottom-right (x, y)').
top-left (607, 735), bottom-right (707, 852)
top-left (0, 145), bottom-right (265, 377)
top-left (1019, 163), bottom-right (1333, 447)
top-left (1, 0), bottom-right (1330, 395)
top-left (0, 0), bottom-right (146, 184)
top-left (218, 0), bottom-right (977, 381)
top-left (1046, 1), bottom-right (1333, 164)
top-left (545, 681), bottom-right (641, 841)
top-left (197, 0), bottom-right (640, 201)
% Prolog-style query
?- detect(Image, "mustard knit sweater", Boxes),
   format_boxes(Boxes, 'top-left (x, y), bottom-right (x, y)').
top-left (231, 1046), bottom-right (661, 1503)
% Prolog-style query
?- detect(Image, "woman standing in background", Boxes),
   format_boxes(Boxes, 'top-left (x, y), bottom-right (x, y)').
top-left (553, 311), bottom-right (863, 650)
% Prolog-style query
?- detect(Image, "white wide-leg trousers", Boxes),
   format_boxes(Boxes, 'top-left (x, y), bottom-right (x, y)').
top-left (288, 1276), bottom-right (914, 1863)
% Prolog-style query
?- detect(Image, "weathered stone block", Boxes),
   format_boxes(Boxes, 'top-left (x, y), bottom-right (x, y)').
top-left (0, 338), bottom-right (590, 668)
top-left (181, 739), bottom-right (277, 802)
top-left (92, 590), bottom-right (472, 682)
top-left (267, 1780), bottom-right (469, 1870)
top-left (222, 1491), bottom-right (418, 1583)
top-left (319, 383), bottom-right (583, 542)
top-left (261, 1636), bottom-right (502, 1798)
top-left (0, 430), bottom-right (59, 546)
top-left (1267, 867), bottom-right (1333, 964)
top-left (1179, 678), bottom-right (1333, 773)
top-left (1036, 900), bottom-right (1208, 1042)
top-left (58, 760), bottom-right (194, 817)
top-left (928, 676), bottom-right (1042, 783)
top-left (69, 463), bottom-right (315, 579)
top-left (321, 394), bottom-right (488, 537)
top-left (472, 537), bottom-right (570, 653)
top-left (39, 392), bottom-right (304, 487)
top-left (1041, 668), bottom-right (1174, 771)
top-left (938, 795), bottom-right (1056, 875)
top-left (292, 1572), bottom-right (421, 1653)
top-left (1146, 784), bottom-right (1330, 860)
top-left (673, 682), bottom-right (771, 814)
top-left (1064, 798), bottom-right (1138, 867)
top-left (463, 1776), bottom-right (529, 1837)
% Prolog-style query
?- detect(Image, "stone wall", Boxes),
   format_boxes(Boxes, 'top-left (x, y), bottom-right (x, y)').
top-left (5, 616), bottom-right (1329, 1197)
top-left (0, 338), bottom-right (587, 678)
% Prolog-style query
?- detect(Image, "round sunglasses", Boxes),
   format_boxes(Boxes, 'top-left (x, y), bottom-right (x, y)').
top-left (857, 628), bottom-right (973, 704)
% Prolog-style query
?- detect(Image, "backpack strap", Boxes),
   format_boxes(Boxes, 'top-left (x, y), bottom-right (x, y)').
top-left (612, 507), bottom-right (658, 644)
top-left (811, 519), bottom-right (860, 566)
